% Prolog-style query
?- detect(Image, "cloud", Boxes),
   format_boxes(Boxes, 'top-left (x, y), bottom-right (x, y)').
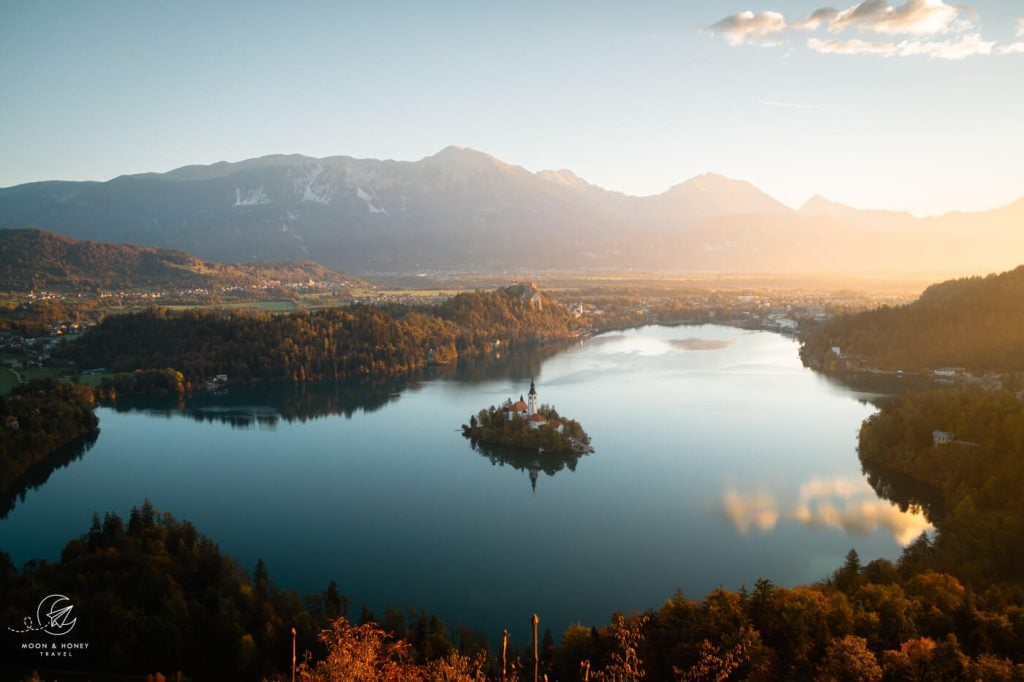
top-left (808, 32), bottom-right (995, 59)
top-left (807, 37), bottom-right (899, 55)
top-left (1003, 18), bottom-right (1024, 52)
top-left (793, 8), bottom-right (841, 31)
top-left (706, 1), bottom-right (1012, 59)
top-left (706, 10), bottom-right (787, 46)
top-left (828, 0), bottom-right (963, 36)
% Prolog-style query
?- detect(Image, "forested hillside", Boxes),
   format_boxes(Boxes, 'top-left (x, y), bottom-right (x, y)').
top-left (0, 228), bottom-right (365, 291)
top-left (0, 504), bottom-right (323, 679)
top-left (4, 503), bottom-right (1024, 681)
top-left (0, 380), bottom-right (98, 501)
top-left (62, 285), bottom-right (579, 384)
top-left (802, 266), bottom-right (1024, 372)
top-left (858, 387), bottom-right (1024, 586)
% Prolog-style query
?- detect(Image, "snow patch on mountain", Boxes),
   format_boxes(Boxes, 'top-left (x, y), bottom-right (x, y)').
top-left (289, 164), bottom-right (336, 205)
top-left (234, 187), bottom-right (270, 206)
top-left (356, 186), bottom-right (389, 215)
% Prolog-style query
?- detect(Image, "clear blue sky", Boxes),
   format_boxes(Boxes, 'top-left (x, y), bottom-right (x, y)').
top-left (2, 0), bottom-right (1022, 214)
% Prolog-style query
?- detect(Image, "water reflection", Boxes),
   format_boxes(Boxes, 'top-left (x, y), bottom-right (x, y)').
top-left (721, 490), bottom-right (778, 534)
top-left (467, 440), bottom-right (589, 492)
top-left (860, 459), bottom-right (945, 522)
top-left (107, 344), bottom-right (571, 429)
top-left (0, 431), bottom-right (99, 519)
top-left (816, 372), bottom-right (938, 409)
top-left (668, 338), bottom-right (735, 351)
top-left (721, 475), bottom-right (932, 545)
top-left (583, 330), bottom-right (739, 357)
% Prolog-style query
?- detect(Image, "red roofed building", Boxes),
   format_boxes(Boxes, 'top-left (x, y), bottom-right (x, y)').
top-left (504, 380), bottom-right (545, 423)
top-left (505, 395), bottom-right (529, 420)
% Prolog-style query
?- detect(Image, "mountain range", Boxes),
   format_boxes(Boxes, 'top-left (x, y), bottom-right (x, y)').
top-left (1, 146), bottom-right (1021, 274)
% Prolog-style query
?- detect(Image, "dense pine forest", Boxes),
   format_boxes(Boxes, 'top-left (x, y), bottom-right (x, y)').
top-left (0, 380), bottom-right (98, 502)
top-left (858, 387), bottom-right (1024, 587)
top-left (801, 266), bottom-right (1024, 373)
top-left (62, 284), bottom-right (579, 384)
top-left (4, 499), bottom-right (1024, 681)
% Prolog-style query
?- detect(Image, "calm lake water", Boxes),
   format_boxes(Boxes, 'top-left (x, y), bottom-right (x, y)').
top-left (0, 325), bottom-right (930, 643)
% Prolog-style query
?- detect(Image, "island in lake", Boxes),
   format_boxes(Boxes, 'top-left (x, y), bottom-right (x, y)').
top-left (462, 380), bottom-right (593, 454)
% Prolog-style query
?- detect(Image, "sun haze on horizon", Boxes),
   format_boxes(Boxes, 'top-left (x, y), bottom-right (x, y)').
top-left (1, 0), bottom-right (1022, 216)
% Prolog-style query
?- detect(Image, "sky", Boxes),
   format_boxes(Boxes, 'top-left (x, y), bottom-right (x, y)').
top-left (1, 0), bottom-right (1022, 215)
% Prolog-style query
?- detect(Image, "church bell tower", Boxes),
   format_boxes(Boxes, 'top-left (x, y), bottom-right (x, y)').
top-left (528, 378), bottom-right (538, 415)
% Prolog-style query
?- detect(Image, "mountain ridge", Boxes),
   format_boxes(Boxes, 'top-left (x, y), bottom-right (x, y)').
top-left (1, 147), bottom-right (1021, 274)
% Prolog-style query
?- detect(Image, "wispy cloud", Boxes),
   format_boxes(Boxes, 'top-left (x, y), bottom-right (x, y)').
top-left (1000, 16), bottom-right (1024, 53)
top-left (706, 10), bottom-right (787, 47)
top-left (826, 0), bottom-right (963, 36)
top-left (707, 0), bottom-right (1013, 59)
top-left (809, 32), bottom-right (995, 59)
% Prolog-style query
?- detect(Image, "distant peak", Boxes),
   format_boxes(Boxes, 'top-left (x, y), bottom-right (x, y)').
top-left (690, 171), bottom-right (733, 183)
top-left (429, 145), bottom-right (490, 160)
top-left (668, 172), bottom-right (746, 192)
top-left (800, 194), bottom-right (840, 212)
top-left (537, 168), bottom-right (592, 189)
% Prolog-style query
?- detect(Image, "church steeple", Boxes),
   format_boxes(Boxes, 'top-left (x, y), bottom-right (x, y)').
top-left (527, 378), bottom-right (538, 415)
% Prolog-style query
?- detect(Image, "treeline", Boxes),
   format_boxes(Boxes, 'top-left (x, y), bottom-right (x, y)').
top-left (61, 285), bottom-right (579, 384)
top-left (6, 504), bottom-right (1024, 680)
top-left (858, 387), bottom-right (1024, 586)
top-left (1, 503), bottom-right (322, 680)
top-left (97, 368), bottom-right (190, 397)
top-left (802, 265), bottom-right (1024, 372)
top-left (0, 379), bottom-right (98, 499)
top-left (297, 551), bottom-right (1024, 680)
top-left (463, 403), bottom-right (591, 454)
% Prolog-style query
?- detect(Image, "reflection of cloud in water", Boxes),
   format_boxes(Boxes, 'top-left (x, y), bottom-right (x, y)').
top-left (584, 334), bottom-right (734, 357)
top-left (722, 490), bottom-right (778, 534)
top-left (582, 334), bottom-right (628, 347)
top-left (668, 338), bottom-right (734, 351)
top-left (792, 498), bottom-right (930, 545)
top-left (721, 476), bottom-right (931, 545)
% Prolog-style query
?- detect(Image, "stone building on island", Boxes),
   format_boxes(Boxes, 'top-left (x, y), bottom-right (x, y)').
top-left (502, 379), bottom-right (564, 433)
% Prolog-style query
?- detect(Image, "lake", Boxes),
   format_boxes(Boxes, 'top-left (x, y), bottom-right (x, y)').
top-left (0, 325), bottom-right (931, 644)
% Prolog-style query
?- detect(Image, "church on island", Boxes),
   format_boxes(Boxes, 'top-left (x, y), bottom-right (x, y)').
top-left (503, 379), bottom-right (564, 433)
top-left (462, 379), bottom-right (591, 455)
